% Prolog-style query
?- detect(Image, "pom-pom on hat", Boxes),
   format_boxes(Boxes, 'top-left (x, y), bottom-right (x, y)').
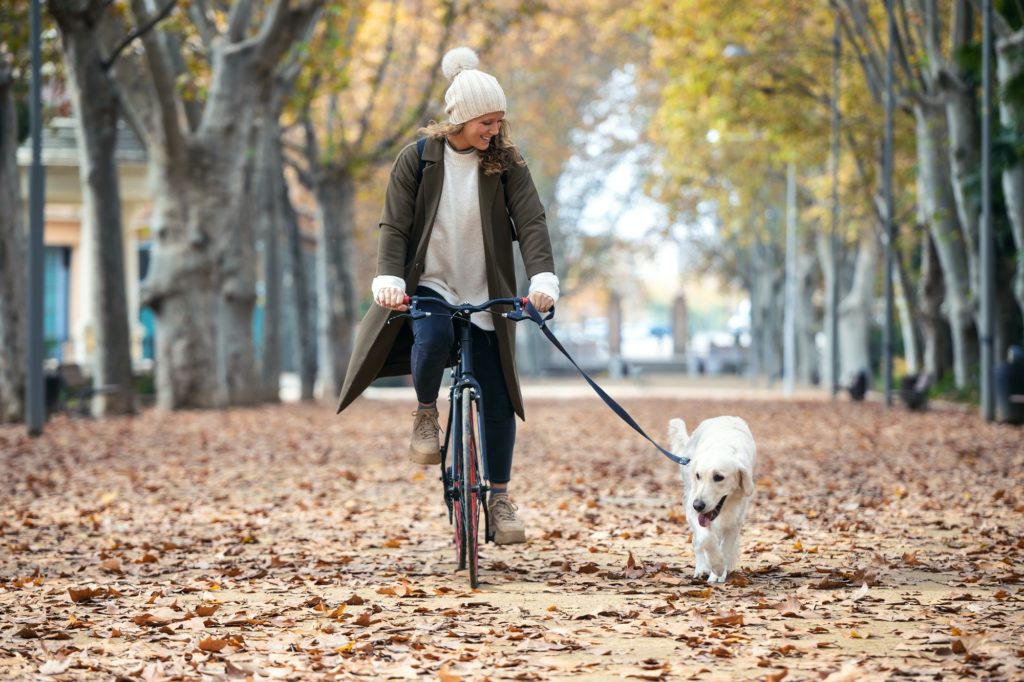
top-left (442, 47), bottom-right (506, 125)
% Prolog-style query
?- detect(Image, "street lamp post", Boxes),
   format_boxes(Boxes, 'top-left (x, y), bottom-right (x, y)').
top-left (26, 0), bottom-right (46, 436)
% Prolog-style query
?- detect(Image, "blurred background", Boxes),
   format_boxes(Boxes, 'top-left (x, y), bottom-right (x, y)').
top-left (2, 0), bottom-right (1022, 427)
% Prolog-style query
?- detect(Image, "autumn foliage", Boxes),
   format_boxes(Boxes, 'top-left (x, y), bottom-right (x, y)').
top-left (2, 393), bottom-right (1022, 679)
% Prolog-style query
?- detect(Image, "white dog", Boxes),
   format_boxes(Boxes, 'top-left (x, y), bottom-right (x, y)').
top-left (669, 416), bottom-right (756, 583)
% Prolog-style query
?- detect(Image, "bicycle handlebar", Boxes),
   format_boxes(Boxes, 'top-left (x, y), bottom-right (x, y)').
top-left (398, 294), bottom-right (554, 323)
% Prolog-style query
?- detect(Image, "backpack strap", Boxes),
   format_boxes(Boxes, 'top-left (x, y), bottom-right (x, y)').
top-left (500, 171), bottom-right (518, 242)
top-left (415, 137), bottom-right (428, 186)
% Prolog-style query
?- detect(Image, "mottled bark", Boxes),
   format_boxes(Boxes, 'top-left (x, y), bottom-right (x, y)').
top-left (937, 0), bottom-right (981, 301)
top-left (913, 101), bottom-right (977, 387)
top-left (838, 229), bottom-right (876, 386)
top-left (920, 232), bottom-right (952, 381)
top-left (281, 171), bottom-right (316, 401)
top-left (256, 112), bottom-right (282, 403)
top-left (313, 167), bottom-right (358, 398)
top-left (815, 226), bottom-right (841, 391)
top-left (140, 174), bottom-right (219, 410)
top-left (0, 58), bottom-right (25, 423)
top-left (212, 116), bottom-right (259, 407)
top-left (747, 233), bottom-right (782, 382)
top-left (996, 30), bottom-right (1024, 324)
top-left (51, 0), bottom-right (136, 416)
top-left (120, 0), bottom-right (321, 409)
top-left (795, 240), bottom-right (818, 386)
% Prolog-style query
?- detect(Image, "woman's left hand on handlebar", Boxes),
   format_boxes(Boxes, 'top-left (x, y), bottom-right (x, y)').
top-left (527, 291), bottom-right (554, 313)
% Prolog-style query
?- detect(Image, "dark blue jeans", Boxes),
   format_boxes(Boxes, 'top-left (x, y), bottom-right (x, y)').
top-left (411, 286), bottom-right (516, 483)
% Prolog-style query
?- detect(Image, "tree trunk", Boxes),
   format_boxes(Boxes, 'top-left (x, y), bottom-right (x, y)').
top-left (313, 167), bottom-right (358, 399)
top-left (913, 101), bottom-right (977, 387)
top-left (119, 0), bottom-right (321, 410)
top-left (748, 235), bottom-right (782, 383)
top-left (140, 166), bottom-right (220, 409)
top-left (894, 262), bottom-right (919, 377)
top-left (939, 0), bottom-right (981, 302)
top-left (795, 240), bottom-right (818, 386)
top-left (281, 169), bottom-right (316, 401)
top-left (920, 231), bottom-right (952, 381)
top-left (838, 229), bottom-right (876, 385)
top-left (51, 1), bottom-right (136, 416)
top-left (208, 116), bottom-right (260, 407)
top-left (996, 31), bottom-right (1024, 324)
top-left (0, 59), bottom-right (26, 423)
top-left (815, 225), bottom-right (842, 391)
top-left (257, 113), bottom-right (282, 404)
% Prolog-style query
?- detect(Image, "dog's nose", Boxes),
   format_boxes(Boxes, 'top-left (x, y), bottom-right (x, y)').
top-left (692, 499), bottom-right (705, 512)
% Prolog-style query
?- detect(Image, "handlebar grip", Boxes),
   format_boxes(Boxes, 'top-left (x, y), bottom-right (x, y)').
top-left (402, 295), bottom-right (411, 305)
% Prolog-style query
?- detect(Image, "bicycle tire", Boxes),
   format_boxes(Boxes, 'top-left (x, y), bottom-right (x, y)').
top-left (461, 386), bottom-right (481, 588)
top-left (452, 396), bottom-right (467, 571)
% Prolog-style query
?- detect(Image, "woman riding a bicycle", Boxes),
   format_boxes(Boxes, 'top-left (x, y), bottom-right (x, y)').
top-left (335, 47), bottom-right (559, 546)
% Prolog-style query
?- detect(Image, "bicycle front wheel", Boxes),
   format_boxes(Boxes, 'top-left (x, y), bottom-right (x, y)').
top-left (460, 386), bottom-right (482, 588)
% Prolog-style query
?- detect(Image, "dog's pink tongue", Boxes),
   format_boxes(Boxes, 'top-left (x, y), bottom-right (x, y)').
top-left (698, 513), bottom-right (712, 528)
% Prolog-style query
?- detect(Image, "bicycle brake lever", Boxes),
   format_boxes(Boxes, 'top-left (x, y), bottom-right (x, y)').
top-left (386, 311), bottom-right (428, 324)
top-left (507, 303), bottom-right (554, 323)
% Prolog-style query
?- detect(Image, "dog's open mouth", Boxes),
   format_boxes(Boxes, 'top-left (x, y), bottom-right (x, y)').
top-left (698, 495), bottom-right (727, 527)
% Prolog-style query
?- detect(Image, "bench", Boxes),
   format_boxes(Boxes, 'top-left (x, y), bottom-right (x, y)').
top-left (56, 363), bottom-right (121, 416)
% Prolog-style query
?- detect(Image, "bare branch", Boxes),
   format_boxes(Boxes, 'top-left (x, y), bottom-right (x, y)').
top-left (372, 0), bottom-right (458, 156)
top-left (835, 2), bottom-right (884, 103)
top-left (354, 0), bottom-right (399, 149)
top-left (129, 0), bottom-right (186, 168)
top-left (101, 0), bottom-right (178, 71)
top-left (893, 0), bottom-right (927, 97)
top-left (188, 0), bottom-right (217, 46)
top-left (163, 30), bottom-right (203, 131)
top-left (227, 0), bottom-right (255, 42)
top-left (249, 0), bottom-right (325, 76)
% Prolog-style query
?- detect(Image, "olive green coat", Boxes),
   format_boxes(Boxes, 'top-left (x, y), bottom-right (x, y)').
top-left (335, 137), bottom-right (556, 419)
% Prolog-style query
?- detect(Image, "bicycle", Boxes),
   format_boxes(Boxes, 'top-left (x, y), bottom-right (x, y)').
top-left (394, 294), bottom-right (551, 588)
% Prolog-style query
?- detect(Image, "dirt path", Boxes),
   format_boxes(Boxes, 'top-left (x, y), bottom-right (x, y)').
top-left (1, 393), bottom-right (1021, 680)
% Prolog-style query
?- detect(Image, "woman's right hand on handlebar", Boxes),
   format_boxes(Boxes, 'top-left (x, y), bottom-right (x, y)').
top-left (375, 287), bottom-right (409, 312)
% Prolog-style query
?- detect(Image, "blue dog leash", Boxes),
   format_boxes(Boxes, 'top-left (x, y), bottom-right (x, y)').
top-left (522, 302), bottom-right (690, 466)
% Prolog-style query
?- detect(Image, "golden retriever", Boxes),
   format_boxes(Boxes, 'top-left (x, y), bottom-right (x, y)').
top-left (669, 416), bottom-right (756, 583)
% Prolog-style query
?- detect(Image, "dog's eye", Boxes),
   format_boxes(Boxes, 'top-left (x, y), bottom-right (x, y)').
top-left (713, 474), bottom-right (724, 482)
top-left (695, 473), bottom-right (701, 480)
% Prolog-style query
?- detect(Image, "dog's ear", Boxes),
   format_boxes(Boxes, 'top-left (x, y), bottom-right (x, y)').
top-left (668, 418), bottom-right (689, 450)
top-left (738, 467), bottom-right (755, 496)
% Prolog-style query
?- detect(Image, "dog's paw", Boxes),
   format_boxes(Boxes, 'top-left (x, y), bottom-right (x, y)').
top-left (706, 571), bottom-right (727, 584)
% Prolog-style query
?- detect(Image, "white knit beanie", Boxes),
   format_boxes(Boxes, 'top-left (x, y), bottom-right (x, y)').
top-left (442, 47), bottom-right (506, 125)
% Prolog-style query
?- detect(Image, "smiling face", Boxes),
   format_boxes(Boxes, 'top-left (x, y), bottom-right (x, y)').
top-left (688, 460), bottom-right (743, 528)
top-left (447, 111), bottom-right (505, 151)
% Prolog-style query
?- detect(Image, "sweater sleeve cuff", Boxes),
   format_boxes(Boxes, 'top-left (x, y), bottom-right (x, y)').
top-left (371, 275), bottom-right (406, 298)
top-left (528, 272), bottom-right (560, 303)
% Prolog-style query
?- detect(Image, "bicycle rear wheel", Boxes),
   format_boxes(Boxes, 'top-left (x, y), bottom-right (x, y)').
top-left (460, 386), bottom-right (482, 588)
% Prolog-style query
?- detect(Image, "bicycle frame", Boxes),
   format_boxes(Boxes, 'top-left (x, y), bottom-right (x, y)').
top-left (394, 294), bottom-right (551, 588)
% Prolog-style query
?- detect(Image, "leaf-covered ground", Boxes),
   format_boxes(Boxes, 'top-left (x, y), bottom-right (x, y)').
top-left (1, 388), bottom-right (1022, 680)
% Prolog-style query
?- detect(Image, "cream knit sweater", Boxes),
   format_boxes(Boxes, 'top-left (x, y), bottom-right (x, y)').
top-left (372, 142), bottom-right (559, 330)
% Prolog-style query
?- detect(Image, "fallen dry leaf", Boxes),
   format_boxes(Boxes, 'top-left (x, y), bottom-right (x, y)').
top-left (0, 398), bottom-right (1020, 681)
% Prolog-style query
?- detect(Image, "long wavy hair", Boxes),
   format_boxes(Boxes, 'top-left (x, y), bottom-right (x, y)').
top-left (417, 119), bottom-right (525, 176)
